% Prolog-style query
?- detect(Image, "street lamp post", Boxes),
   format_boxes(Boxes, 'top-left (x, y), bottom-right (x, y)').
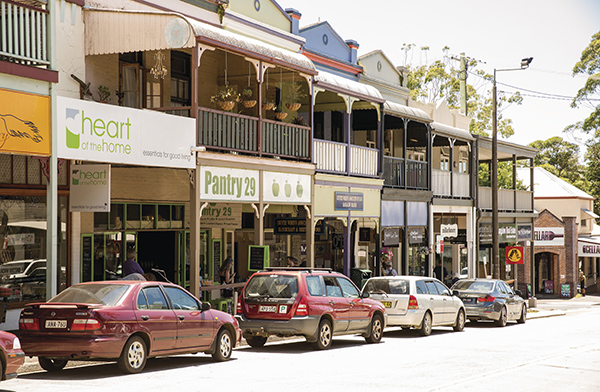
top-left (491, 57), bottom-right (533, 279)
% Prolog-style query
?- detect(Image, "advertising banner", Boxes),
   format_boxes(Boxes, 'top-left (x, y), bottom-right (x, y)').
top-left (200, 203), bottom-right (242, 229)
top-left (534, 227), bottom-right (564, 246)
top-left (70, 164), bottom-right (111, 212)
top-left (57, 96), bottom-right (195, 168)
top-left (0, 88), bottom-right (50, 155)
top-left (200, 166), bottom-right (259, 202)
top-left (263, 171), bottom-right (311, 204)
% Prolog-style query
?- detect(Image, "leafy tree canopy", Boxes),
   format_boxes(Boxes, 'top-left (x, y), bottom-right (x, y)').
top-left (402, 45), bottom-right (523, 138)
top-left (528, 137), bottom-right (587, 191)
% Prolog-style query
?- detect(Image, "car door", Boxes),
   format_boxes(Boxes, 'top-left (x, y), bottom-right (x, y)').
top-left (337, 276), bottom-right (370, 332)
top-left (163, 286), bottom-right (215, 350)
top-left (498, 281), bottom-right (519, 320)
top-left (423, 280), bottom-right (445, 326)
top-left (323, 276), bottom-right (350, 333)
top-left (433, 280), bottom-right (455, 324)
top-left (134, 286), bottom-right (178, 353)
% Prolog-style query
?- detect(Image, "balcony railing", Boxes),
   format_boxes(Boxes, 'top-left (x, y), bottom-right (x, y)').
top-left (406, 160), bottom-right (428, 189)
top-left (314, 139), bottom-right (346, 173)
top-left (452, 172), bottom-right (470, 198)
top-left (0, 0), bottom-right (49, 66)
top-left (478, 187), bottom-right (533, 212)
top-left (262, 119), bottom-right (310, 160)
top-left (383, 156), bottom-right (404, 187)
top-left (350, 145), bottom-right (378, 177)
top-left (432, 169), bottom-right (451, 196)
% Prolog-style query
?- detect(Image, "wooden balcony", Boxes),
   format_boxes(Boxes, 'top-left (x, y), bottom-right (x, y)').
top-left (478, 187), bottom-right (533, 212)
top-left (452, 172), bottom-right (470, 198)
top-left (382, 156), bottom-right (404, 187)
top-left (432, 169), bottom-right (451, 196)
top-left (313, 139), bottom-right (378, 177)
top-left (0, 0), bottom-right (49, 66)
top-left (350, 145), bottom-right (378, 177)
top-left (406, 160), bottom-right (428, 189)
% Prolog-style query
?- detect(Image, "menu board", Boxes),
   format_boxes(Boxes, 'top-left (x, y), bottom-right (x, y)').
top-left (212, 239), bottom-right (221, 282)
top-left (248, 245), bottom-right (269, 271)
top-left (81, 235), bottom-right (93, 282)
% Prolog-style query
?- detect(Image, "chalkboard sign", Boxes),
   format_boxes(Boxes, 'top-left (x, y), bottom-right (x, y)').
top-left (81, 235), bottom-right (93, 282)
top-left (248, 245), bottom-right (269, 271)
top-left (212, 239), bottom-right (221, 282)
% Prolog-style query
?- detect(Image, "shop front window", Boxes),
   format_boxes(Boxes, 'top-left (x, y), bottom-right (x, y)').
top-left (407, 227), bottom-right (428, 276)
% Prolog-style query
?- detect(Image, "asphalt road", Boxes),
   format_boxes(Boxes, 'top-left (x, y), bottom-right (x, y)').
top-left (4, 298), bottom-right (600, 392)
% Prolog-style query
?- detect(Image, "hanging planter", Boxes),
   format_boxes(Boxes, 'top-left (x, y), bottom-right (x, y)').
top-left (242, 100), bottom-right (257, 108)
top-left (263, 101), bottom-right (275, 111)
top-left (218, 101), bottom-right (236, 111)
top-left (285, 102), bottom-right (301, 111)
top-left (210, 84), bottom-right (240, 111)
top-left (274, 112), bottom-right (288, 120)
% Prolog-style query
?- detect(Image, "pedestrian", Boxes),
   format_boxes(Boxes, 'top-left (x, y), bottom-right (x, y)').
top-left (579, 271), bottom-right (585, 296)
top-left (123, 248), bottom-right (144, 276)
top-left (287, 255), bottom-right (299, 267)
top-left (383, 261), bottom-right (397, 276)
top-left (434, 257), bottom-right (448, 282)
top-left (219, 257), bottom-right (235, 298)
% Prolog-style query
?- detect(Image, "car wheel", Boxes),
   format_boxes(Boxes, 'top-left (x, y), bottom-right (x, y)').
top-left (453, 309), bottom-right (465, 332)
top-left (38, 357), bottom-right (68, 372)
top-left (494, 306), bottom-right (508, 327)
top-left (517, 304), bottom-right (527, 324)
top-left (418, 311), bottom-right (432, 336)
top-left (212, 328), bottom-right (233, 362)
top-left (118, 335), bottom-right (147, 374)
top-left (365, 314), bottom-right (383, 344)
top-left (246, 336), bottom-right (267, 348)
top-left (312, 318), bottom-right (332, 350)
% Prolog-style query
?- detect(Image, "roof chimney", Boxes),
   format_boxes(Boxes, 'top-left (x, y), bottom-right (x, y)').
top-left (285, 8), bottom-right (301, 35)
top-left (345, 40), bottom-right (359, 64)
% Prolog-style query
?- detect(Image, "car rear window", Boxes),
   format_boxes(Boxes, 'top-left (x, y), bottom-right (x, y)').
top-left (364, 279), bottom-right (409, 295)
top-left (453, 280), bottom-right (494, 292)
top-left (245, 274), bottom-right (298, 299)
top-left (49, 284), bottom-right (129, 306)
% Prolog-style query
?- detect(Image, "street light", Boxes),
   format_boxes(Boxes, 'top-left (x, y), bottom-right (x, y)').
top-left (491, 57), bottom-right (533, 279)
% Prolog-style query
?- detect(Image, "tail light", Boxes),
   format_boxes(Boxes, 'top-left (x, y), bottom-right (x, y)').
top-left (236, 298), bottom-right (243, 314)
top-left (408, 295), bottom-right (419, 310)
top-left (478, 295), bottom-right (495, 303)
top-left (295, 296), bottom-right (308, 316)
top-left (71, 318), bottom-right (102, 331)
top-left (19, 318), bottom-right (40, 331)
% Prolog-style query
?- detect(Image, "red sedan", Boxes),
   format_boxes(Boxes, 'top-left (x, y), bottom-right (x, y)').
top-left (19, 281), bottom-right (241, 374)
top-left (0, 331), bottom-right (25, 381)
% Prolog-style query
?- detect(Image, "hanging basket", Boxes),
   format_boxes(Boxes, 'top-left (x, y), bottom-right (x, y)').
top-left (263, 102), bottom-right (275, 111)
top-left (285, 102), bottom-right (301, 111)
top-left (275, 112), bottom-right (288, 120)
top-left (242, 100), bottom-right (257, 108)
top-left (218, 101), bottom-right (235, 111)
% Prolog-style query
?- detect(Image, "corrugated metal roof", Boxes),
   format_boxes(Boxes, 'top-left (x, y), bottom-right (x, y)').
top-left (84, 9), bottom-right (315, 73)
top-left (314, 71), bottom-right (384, 103)
top-left (430, 122), bottom-right (474, 141)
top-left (516, 167), bottom-right (593, 199)
top-left (383, 101), bottom-right (431, 123)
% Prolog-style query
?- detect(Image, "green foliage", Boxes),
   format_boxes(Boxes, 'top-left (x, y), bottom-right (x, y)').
top-left (528, 137), bottom-right (587, 190)
top-left (478, 162), bottom-right (527, 190)
top-left (403, 45), bottom-right (523, 138)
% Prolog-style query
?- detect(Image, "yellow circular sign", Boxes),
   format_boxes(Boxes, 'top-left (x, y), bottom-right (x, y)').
top-left (507, 247), bottom-right (523, 263)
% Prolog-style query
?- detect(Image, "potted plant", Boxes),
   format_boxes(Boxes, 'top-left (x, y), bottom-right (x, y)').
top-left (282, 81), bottom-right (306, 111)
top-left (274, 103), bottom-right (288, 120)
top-left (97, 85), bottom-right (111, 103)
top-left (241, 88), bottom-right (256, 108)
top-left (210, 84), bottom-right (240, 111)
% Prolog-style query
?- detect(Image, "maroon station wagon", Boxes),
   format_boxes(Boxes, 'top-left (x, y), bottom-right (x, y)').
top-left (236, 268), bottom-right (386, 350)
top-left (19, 281), bottom-right (241, 374)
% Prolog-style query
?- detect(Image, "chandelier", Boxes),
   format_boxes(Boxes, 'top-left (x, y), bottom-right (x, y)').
top-left (150, 50), bottom-right (167, 79)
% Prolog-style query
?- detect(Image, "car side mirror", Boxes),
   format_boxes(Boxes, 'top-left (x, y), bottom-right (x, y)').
top-left (201, 302), bottom-right (211, 312)
top-left (453, 290), bottom-right (459, 297)
top-left (515, 290), bottom-right (522, 297)
top-left (361, 291), bottom-right (370, 299)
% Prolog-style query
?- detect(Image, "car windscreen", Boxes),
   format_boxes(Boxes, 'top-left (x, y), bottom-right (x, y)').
top-left (245, 275), bottom-right (298, 299)
top-left (49, 284), bottom-right (130, 306)
top-left (453, 280), bottom-right (494, 292)
top-left (364, 279), bottom-right (409, 295)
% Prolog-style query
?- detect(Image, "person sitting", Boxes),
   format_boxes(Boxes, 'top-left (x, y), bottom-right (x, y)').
top-left (123, 248), bottom-right (144, 276)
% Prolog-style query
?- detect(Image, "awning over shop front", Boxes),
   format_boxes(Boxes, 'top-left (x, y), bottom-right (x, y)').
top-left (383, 101), bottom-right (431, 123)
top-left (84, 9), bottom-right (316, 74)
top-left (581, 208), bottom-right (599, 219)
top-left (314, 71), bottom-right (385, 103)
top-left (430, 121), bottom-right (474, 141)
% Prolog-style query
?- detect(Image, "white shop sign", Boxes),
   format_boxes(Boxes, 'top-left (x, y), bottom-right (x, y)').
top-left (57, 97), bottom-right (196, 169)
top-left (200, 166), bottom-right (259, 202)
top-left (70, 164), bottom-right (111, 212)
top-left (263, 171), bottom-right (311, 204)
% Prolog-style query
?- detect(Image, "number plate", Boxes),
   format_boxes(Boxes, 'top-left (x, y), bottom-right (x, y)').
top-left (45, 320), bottom-right (67, 329)
top-left (381, 301), bottom-right (392, 308)
top-left (259, 305), bottom-right (277, 312)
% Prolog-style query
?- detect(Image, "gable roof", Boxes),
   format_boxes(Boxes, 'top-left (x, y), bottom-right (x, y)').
top-left (516, 167), bottom-right (593, 200)
top-left (299, 21), bottom-right (352, 63)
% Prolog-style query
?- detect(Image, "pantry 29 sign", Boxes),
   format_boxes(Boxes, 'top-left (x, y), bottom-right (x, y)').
top-left (57, 96), bottom-right (195, 169)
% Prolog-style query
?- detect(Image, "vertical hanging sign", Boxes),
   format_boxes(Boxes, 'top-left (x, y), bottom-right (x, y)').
top-left (70, 164), bottom-right (111, 212)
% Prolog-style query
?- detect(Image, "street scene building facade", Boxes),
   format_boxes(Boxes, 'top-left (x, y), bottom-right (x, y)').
top-left (0, 0), bottom-right (555, 332)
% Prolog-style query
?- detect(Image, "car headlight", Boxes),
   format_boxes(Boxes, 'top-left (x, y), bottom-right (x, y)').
top-left (12, 337), bottom-right (21, 350)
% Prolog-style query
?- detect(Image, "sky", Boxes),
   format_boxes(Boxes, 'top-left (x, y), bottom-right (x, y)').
top-left (275, 0), bottom-right (600, 152)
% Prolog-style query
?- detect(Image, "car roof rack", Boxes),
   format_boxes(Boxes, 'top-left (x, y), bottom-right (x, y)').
top-left (264, 267), bottom-right (333, 272)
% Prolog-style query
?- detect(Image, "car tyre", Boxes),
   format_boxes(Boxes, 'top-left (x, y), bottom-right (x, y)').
top-left (494, 306), bottom-right (508, 327)
top-left (418, 311), bottom-right (432, 336)
top-left (38, 357), bottom-right (68, 372)
top-left (517, 304), bottom-right (527, 324)
top-left (453, 309), bottom-right (465, 332)
top-left (312, 318), bottom-right (332, 350)
top-left (212, 328), bottom-right (233, 362)
top-left (118, 335), bottom-right (147, 374)
top-left (365, 314), bottom-right (383, 344)
top-left (246, 336), bottom-right (267, 348)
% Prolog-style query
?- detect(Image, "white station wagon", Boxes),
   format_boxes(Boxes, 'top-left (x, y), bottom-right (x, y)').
top-left (361, 276), bottom-right (466, 336)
